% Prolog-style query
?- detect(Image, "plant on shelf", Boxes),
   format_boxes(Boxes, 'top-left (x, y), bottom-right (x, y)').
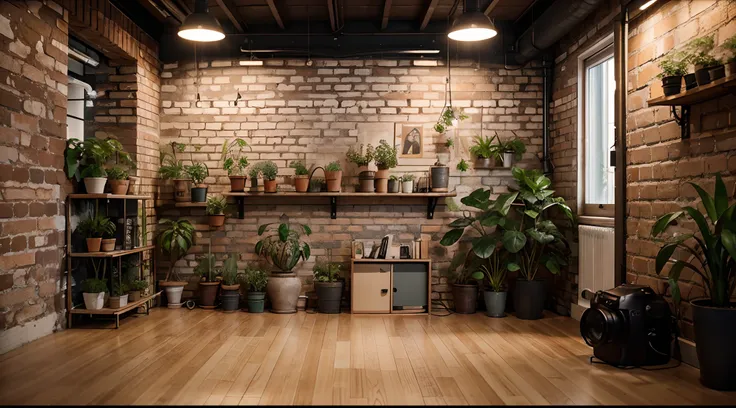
top-left (81, 258), bottom-right (108, 311)
top-left (346, 144), bottom-right (374, 169)
top-left (722, 33), bottom-right (736, 77)
top-left (221, 138), bottom-right (250, 192)
top-left (248, 162), bottom-right (263, 191)
top-left (184, 161), bottom-right (209, 202)
top-left (324, 161), bottom-right (343, 192)
top-left (499, 137), bottom-right (526, 168)
top-left (290, 160), bottom-right (310, 193)
top-left (309, 177), bottom-right (325, 193)
top-left (688, 35), bottom-right (724, 86)
top-left (260, 161), bottom-right (279, 193)
top-left (128, 279), bottom-right (148, 302)
top-left (469, 134), bottom-right (502, 168)
top-left (400, 173), bottom-right (415, 193)
top-left (374, 140), bottom-right (398, 193)
top-left (220, 253), bottom-right (241, 312)
top-left (109, 280), bottom-right (130, 309)
top-left (657, 51), bottom-right (688, 96)
top-left (650, 173), bottom-right (736, 390)
top-left (388, 174), bottom-right (399, 193)
top-left (159, 142), bottom-right (189, 201)
top-left (206, 195), bottom-right (228, 228)
top-left (255, 215), bottom-right (311, 313)
top-left (106, 166), bottom-right (130, 195)
top-left (241, 265), bottom-right (268, 313)
top-left (77, 213), bottom-right (116, 253)
top-left (157, 218), bottom-right (194, 307)
top-left (457, 158), bottom-right (469, 172)
top-left (434, 106), bottom-right (469, 134)
top-left (65, 138), bottom-right (134, 194)
top-left (313, 262), bottom-right (343, 314)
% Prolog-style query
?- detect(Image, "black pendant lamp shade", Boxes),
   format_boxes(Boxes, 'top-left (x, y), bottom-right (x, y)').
top-left (178, 0), bottom-right (225, 42)
top-left (448, 1), bottom-right (498, 42)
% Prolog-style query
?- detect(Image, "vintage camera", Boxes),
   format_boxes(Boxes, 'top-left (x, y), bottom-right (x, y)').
top-left (580, 284), bottom-right (673, 367)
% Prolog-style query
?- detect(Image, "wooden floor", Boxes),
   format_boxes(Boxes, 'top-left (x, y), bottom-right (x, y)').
top-left (0, 308), bottom-right (733, 405)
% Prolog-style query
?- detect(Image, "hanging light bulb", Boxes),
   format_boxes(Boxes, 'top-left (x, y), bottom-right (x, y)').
top-left (178, 0), bottom-right (225, 42)
top-left (448, 0), bottom-right (498, 42)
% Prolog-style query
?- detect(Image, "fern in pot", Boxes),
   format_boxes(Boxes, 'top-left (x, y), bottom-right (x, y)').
top-left (220, 253), bottom-right (241, 312)
top-left (313, 262), bottom-right (343, 314)
top-left (221, 138), bottom-right (250, 192)
top-left (651, 174), bottom-right (736, 390)
top-left (657, 52), bottom-right (687, 96)
top-left (159, 142), bottom-right (189, 201)
top-left (128, 279), bottom-right (148, 302)
top-left (241, 266), bottom-right (268, 313)
top-left (157, 218), bottom-right (194, 308)
top-left (499, 137), bottom-right (526, 168)
top-left (255, 216), bottom-right (311, 313)
top-left (77, 213), bottom-right (116, 253)
top-left (469, 134), bottom-right (502, 169)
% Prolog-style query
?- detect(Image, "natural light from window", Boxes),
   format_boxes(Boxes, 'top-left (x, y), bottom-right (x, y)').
top-left (585, 54), bottom-right (615, 206)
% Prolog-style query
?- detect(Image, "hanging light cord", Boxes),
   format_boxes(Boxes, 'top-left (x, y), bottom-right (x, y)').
top-left (194, 43), bottom-right (201, 107)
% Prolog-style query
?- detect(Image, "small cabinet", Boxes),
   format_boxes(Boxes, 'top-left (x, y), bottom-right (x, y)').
top-left (352, 267), bottom-right (391, 313)
top-left (351, 260), bottom-right (432, 314)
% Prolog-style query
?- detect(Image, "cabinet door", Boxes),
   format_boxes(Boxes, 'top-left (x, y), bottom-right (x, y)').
top-left (352, 270), bottom-right (391, 313)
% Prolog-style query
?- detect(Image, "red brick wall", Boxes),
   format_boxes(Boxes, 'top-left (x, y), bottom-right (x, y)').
top-left (0, 0), bottom-right (70, 353)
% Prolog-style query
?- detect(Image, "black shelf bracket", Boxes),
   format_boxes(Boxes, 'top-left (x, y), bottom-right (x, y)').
top-left (330, 196), bottom-right (337, 219)
top-left (236, 196), bottom-right (245, 219)
top-left (427, 197), bottom-right (439, 219)
top-left (671, 105), bottom-right (691, 139)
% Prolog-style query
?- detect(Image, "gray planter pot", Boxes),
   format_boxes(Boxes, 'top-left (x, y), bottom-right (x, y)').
top-left (387, 179), bottom-right (399, 193)
top-left (430, 166), bottom-right (449, 191)
top-left (502, 152), bottom-right (514, 168)
top-left (484, 290), bottom-right (507, 318)
top-left (220, 287), bottom-right (240, 312)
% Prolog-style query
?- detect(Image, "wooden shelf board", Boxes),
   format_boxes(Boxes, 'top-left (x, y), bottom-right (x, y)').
top-left (68, 193), bottom-right (151, 200)
top-left (70, 291), bottom-right (161, 315)
top-left (223, 191), bottom-right (457, 197)
top-left (648, 74), bottom-right (736, 106)
top-left (69, 245), bottom-right (155, 258)
top-left (352, 258), bottom-right (431, 263)
top-left (174, 202), bottom-right (207, 207)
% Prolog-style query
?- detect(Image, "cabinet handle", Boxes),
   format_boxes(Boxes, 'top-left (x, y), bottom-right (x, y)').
top-left (381, 289), bottom-right (388, 294)
top-left (393, 288), bottom-right (397, 292)
top-left (380, 268), bottom-right (389, 272)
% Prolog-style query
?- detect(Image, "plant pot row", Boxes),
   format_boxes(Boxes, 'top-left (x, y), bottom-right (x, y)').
top-left (662, 61), bottom-right (736, 96)
top-left (83, 176), bottom-right (139, 195)
top-left (85, 237), bottom-right (117, 253)
top-left (82, 289), bottom-right (147, 310)
top-left (452, 279), bottom-right (546, 320)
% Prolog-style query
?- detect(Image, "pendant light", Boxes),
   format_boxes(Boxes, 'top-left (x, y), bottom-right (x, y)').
top-left (448, 0), bottom-right (497, 42)
top-left (178, 0), bottom-right (225, 42)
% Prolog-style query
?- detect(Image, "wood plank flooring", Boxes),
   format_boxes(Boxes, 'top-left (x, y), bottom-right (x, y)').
top-left (0, 308), bottom-right (733, 405)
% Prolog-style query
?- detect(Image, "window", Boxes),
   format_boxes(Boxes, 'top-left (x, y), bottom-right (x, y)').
top-left (579, 39), bottom-right (615, 217)
top-left (66, 78), bottom-right (88, 141)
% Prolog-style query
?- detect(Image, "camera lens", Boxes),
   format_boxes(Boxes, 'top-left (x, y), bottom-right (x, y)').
top-left (581, 308), bottom-right (622, 347)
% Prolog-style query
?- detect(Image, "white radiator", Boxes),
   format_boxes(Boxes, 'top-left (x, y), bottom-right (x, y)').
top-left (577, 225), bottom-right (615, 310)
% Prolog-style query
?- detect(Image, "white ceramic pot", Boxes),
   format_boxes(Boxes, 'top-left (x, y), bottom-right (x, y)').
top-left (84, 177), bottom-right (107, 194)
top-left (502, 152), bottom-right (514, 168)
top-left (164, 285), bottom-right (184, 308)
top-left (83, 292), bottom-right (105, 310)
top-left (402, 180), bottom-right (414, 193)
top-left (109, 294), bottom-right (129, 309)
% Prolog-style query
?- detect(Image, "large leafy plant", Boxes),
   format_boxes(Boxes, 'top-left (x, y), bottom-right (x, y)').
top-left (157, 219), bottom-right (195, 282)
top-left (255, 216), bottom-right (311, 272)
top-left (469, 134), bottom-right (502, 160)
top-left (185, 162), bottom-right (209, 185)
top-left (241, 266), bottom-right (268, 292)
top-left (221, 138), bottom-right (250, 176)
top-left (374, 140), bottom-right (398, 169)
top-left (206, 195), bottom-right (228, 215)
top-left (65, 138), bottom-right (133, 181)
top-left (651, 174), bottom-right (736, 307)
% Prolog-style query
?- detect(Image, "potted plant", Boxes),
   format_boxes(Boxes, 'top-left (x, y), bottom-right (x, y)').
top-left (313, 262), bottom-right (343, 314)
top-left (400, 174), bottom-right (415, 193)
top-left (77, 213), bottom-right (116, 252)
top-left (220, 253), bottom-right (241, 312)
top-left (688, 35), bottom-right (721, 86)
top-left (242, 266), bottom-right (268, 313)
top-left (346, 144), bottom-right (374, 192)
top-left (109, 280), bottom-right (129, 309)
top-left (387, 175), bottom-right (400, 193)
top-left (722, 34), bottom-right (736, 76)
top-left (657, 51), bottom-right (687, 96)
top-left (185, 161), bottom-right (209, 202)
top-left (473, 255), bottom-right (509, 318)
top-left (324, 161), bottom-right (343, 192)
top-left (440, 253), bottom-right (479, 314)
top-left (290, 161), bottom-right (310, 193)
top-left (255, 216), bottom-right (311, 313)
top-left (469, 134), bottom-right (501, 169)
top-left (260, 161), bottom-right (279, 193)
top-left (128, 279), bottom-right (147, 302)
top-left (82, 259), bottom-right (108, 310)
top-left (456, 159), bottom-right (469, 172)
top-left (206, 195), bottom-right (227, 228)
top-left (157, 218), bottom-right (195, 308)
top-left (101, 227), bottom-right (117, 252)
top-left (248, 162), bottom-right (263, 192)
top-left (373, 140), bottom-right (398, 194)
top-left (106, 166), bottom-right (130, 195)
top-left (221, 138), bottom-right (250, 192)
top-left (194, 252), bottom-right (221, 309)
top-left (651, 173), bottom-right (736, 390)
top-left (499, 138), bottom-right (526, 168)
top-left (65, 138), bottom-right (133, 194)
top-left (434, 106), bottom-right (468, 134)
top-left (159, 142), bottom-right (189, 201)
top-left (501, 168), bottom-right (574, 320)
top-left (309, 177), bottom-right (325, 193)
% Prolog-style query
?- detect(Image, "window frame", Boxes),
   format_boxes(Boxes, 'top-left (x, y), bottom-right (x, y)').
top-left (577, 34), bottom-right (615, 218)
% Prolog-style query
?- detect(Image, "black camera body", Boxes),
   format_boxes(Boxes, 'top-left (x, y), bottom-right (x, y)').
top-left (580, 284), bottom-right (673, 367)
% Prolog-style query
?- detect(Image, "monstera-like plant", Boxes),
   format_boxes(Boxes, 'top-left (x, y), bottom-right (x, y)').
top-left (651, 173), bottom-right (736, 390)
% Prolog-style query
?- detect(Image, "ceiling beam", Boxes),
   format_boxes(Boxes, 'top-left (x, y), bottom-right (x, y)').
top-left (420, 0), bottom-right (440, 31)
top-left (136, 0), bottom-right (171, 22)
top-left (266, 0), bottom-right (285, 29)
top-left (327, 0), bottom-right (336, 31)
top-left (173, 0), bottom-right (190, 15)
top-left (381, 0), bottom-right (392, 30)
top-left (484, 0), bottom-right (502, 16)
top-left (214, 0), bottom-right (245, 32)
top-left (159, 0), bottom-right (187, 22)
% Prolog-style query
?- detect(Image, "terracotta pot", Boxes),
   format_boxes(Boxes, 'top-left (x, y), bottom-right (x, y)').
top-left (127, 176), bottom-right (138, 195)
top-left (374, 178), bottom-right (388, 193)
top-left (266, 272), bottom-right (301, 313)
top-left (229, 175), bottom-right (246, 192)
top-left (128, 290), bottom-right (141, 302)
top-left (294, 175), bottom-right (309, 192)
top-left (199, 281), bottom-right (220, 309)
top-left (325, 170), bottom-right (342, 192)
top-left (358, 171), bottom-right (375, 193)
top-left (109, 179), bottom-right (130, 195)
top-left (160, 281), bottom-right (187, 308)
top-left (208, 214), bottom-right (225, 228)
top-left (84, 177), bottom-right (107, 194)
top-left (173, 179), bottom-right (189, 202)
top-left (375, 168), bottom-right (389, 179)
top-left (86, 237), bottom-right (102, 252)
top-left (264, 179), bottom-right (278, 193)
top-left (727, 60), bottom-right (736, 77)
top-left (101, 238), bottom-right (116, 252)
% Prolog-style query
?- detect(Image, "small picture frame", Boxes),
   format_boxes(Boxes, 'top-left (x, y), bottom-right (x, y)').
top-left (395, 124), bottom-right (424, 158)
top-left (352, 241), bottom-right (365, 259)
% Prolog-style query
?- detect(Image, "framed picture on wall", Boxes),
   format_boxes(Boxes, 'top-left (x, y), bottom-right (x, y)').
top-left (395, 124), bottom-right (423, 158)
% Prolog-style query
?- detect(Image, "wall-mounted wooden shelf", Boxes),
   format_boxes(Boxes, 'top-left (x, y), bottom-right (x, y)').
top-left (222, 191), bottom-right (457, 219)
top-left (68, 193), bottom-right (151, 200)
top-left (174, 202), bottom-right (207, 207)
top-left (647, 74), bottom-right (736, 139)
top-left (69, 245), bottom-right (155, 258)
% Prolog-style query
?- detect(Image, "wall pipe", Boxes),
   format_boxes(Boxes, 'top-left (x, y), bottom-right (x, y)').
top-left (542, 59), bottom-right (553, 174)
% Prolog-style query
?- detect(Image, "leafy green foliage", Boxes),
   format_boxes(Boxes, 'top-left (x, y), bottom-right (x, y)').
top-left (445, 137), bottom-right (454, 148)
top-left (129, 279), bottom-right (148, 291)
top-left (80, 164), bottom-right (107, 178)
top-left (194, 254), bottom-right (221, 282)
top-left (221, 138), bottom-right (250, 176)
top-left (260, 161), bottom-right (278, 181)
top-left (185, 162), bottom-right (209, 185)
top-left (469, 134), bottom-right (502, 160)
top-left (289, 160), bottom-right (309, 176)
top-left (221, 253), bottom-right (240, 286)
top-left (657, 51), bottom-right (688, 78)
top-left (441, 250), bottom-right (478, 285)
top-left (65, 138), bottom-right (134, 182)
top-left (248, 162), bottom-right (263, 179)
top-left (255, 217), bottom-right (311, 272)
top-left (241, 266), bottom-right (268, 292)
top-left (111, 280), bottom-right (130, 297)
top-left (456, 159), bottom-right (469, 172)
top-left (159, 142), bottom-right (187, 180)
top-left (82, 278), bottom-right (107, 293)
top-left (325, 161), bottom-right (341, 172)
top-left (687, 35), bottom-right (721, 67)
top-left (77, 214), bottom-right (116, 238)
top-left (400, 173), bottom-right (415, 182)
top-left (206, 195), bottom-right (228, 215)
top-left (157, 219), bottom-right (195, 282)
top-left (346, 144), bottom-right (374, 167)
top-left (106, 166), bottom-right (128, 180)
top-left (434, 106), bottom-right (468, 134)
top-left (314, 262), bottom-right (342, 282)
top-left (723, 34), bottom-right (736, 62)
top-left (500, 138), bottom-right (526, 161)
top-left (374, 139), bottom-right (398, 169)
top-left (309, 177), bottom-right (325, 190)
top-left (651, 173), bottom-right (736, 308)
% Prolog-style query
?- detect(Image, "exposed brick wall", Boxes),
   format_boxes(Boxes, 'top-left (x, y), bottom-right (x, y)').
top-left (158, 59), bottom-right (544, 303)
top-left (0, 0), bottom-right (70, 354)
